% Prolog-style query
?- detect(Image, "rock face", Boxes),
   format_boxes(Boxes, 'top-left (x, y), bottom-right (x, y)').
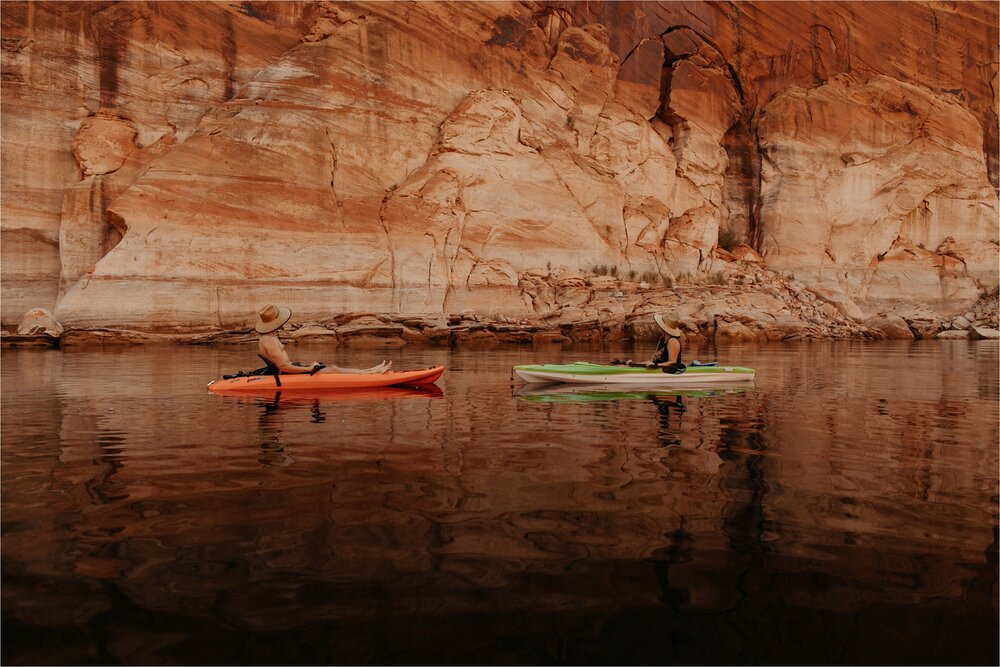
top-left (759, 75), bottom-right (998, 308)
top-left (1, 1), bottom-right (997, 334)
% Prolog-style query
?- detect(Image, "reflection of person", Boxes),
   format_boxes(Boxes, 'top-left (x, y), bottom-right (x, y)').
top-left (255, 304), bottom-right (391, 374)
top-left (256, 395), bottom-right (326, 466)
top-left (257, 394), bottom-right (293, 467)
top-left (652, 394), bottom-right (685, 447)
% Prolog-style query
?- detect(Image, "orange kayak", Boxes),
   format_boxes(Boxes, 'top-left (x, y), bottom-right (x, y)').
top-left (211, 384), bottom-right (444, 402)
top-left (208, 365), bottom-right (445, 395)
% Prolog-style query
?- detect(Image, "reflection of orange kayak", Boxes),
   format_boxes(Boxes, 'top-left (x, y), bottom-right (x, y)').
top-left (208, 366), bottom-right (445, 395)
top-left (213, 383), bottom-right (444, 402)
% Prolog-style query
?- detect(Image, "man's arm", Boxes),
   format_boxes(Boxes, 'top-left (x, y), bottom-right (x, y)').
top-left (260, 337), bottom-right (316, 374)
top-left (323, 361), bottom-right (391, 374)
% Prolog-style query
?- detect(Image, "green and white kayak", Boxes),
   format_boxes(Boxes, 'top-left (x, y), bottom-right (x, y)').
top-left (512, 361), bottom-right (756, 385)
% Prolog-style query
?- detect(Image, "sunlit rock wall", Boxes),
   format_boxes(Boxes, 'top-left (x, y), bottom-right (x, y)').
top-left (1, 0), bottom-right (309, 327)
top-left (1, 1), bottom-right (996, 331)
top-left (759, 75), bottom-right (998, 307)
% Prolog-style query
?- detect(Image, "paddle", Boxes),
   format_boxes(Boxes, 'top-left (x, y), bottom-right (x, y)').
top-left (609, 359), bottom-right (657, 368)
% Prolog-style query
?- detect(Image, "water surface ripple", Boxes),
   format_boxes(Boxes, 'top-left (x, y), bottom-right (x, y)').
top-left (2, 341), bottom-right (997, 665)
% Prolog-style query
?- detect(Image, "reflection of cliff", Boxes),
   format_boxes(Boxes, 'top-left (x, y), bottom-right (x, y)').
top-left (1, 2), bottom-right (997, 331)
top-left (757, 343), bottom-right (1000, 608)
top-left (2, 345), bottom-right (997, 663)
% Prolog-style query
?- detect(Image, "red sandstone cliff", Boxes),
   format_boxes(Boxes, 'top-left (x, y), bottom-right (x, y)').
top-left (1, 1), bottom-right (997, 336)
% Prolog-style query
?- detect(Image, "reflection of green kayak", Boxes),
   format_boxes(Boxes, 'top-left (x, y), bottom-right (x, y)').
top-left (515, 383), bottom-right (756, 403)
top-left (513, 361), bottom-right (756, 385)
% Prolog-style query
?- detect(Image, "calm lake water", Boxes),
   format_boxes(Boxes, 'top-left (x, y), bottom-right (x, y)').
top-left (2, 340), bottom-right (998, 665)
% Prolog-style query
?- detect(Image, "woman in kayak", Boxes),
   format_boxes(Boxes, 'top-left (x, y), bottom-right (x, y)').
top-left (611, 312), bottom-right (685, 373)
top-left (255, 304), bottom-right (391, 374)
top-left (651, 312), bottom-right (685, 374)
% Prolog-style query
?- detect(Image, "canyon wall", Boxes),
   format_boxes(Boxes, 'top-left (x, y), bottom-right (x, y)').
top-left (1, 1), bottom-right (997, 335)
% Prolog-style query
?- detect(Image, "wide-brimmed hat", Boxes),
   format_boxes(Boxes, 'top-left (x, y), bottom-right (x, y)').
top-left (654, 312), bottom-right (682, 337)
top-left (255, 304), bottom-right (292, 333)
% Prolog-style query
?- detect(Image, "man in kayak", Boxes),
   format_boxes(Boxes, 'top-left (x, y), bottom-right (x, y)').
top-left (255, 304), bottom-right (391, 374)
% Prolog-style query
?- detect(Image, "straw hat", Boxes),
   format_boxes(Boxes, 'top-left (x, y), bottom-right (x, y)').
top-left (654, 312), bottom-right (682, 337)
top-left (255, 304), bottom-right (292, 333)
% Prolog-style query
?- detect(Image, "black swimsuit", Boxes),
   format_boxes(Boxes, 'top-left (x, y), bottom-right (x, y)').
top-left (652, 335), bottom-right (682, 366)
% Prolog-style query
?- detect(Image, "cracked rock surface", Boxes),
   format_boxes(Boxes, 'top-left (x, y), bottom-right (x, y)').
top-left (1, 1), bottom-right (996, 340)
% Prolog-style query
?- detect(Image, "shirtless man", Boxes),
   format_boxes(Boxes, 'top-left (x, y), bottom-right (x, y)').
top-left (255, 304), bottom-right (391, 374)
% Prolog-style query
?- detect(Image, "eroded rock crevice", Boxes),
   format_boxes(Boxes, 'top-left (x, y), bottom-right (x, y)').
top-left (58, 109), bottom-right (138, 297)
top-left (652, 26), bottom-right (743, 277)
